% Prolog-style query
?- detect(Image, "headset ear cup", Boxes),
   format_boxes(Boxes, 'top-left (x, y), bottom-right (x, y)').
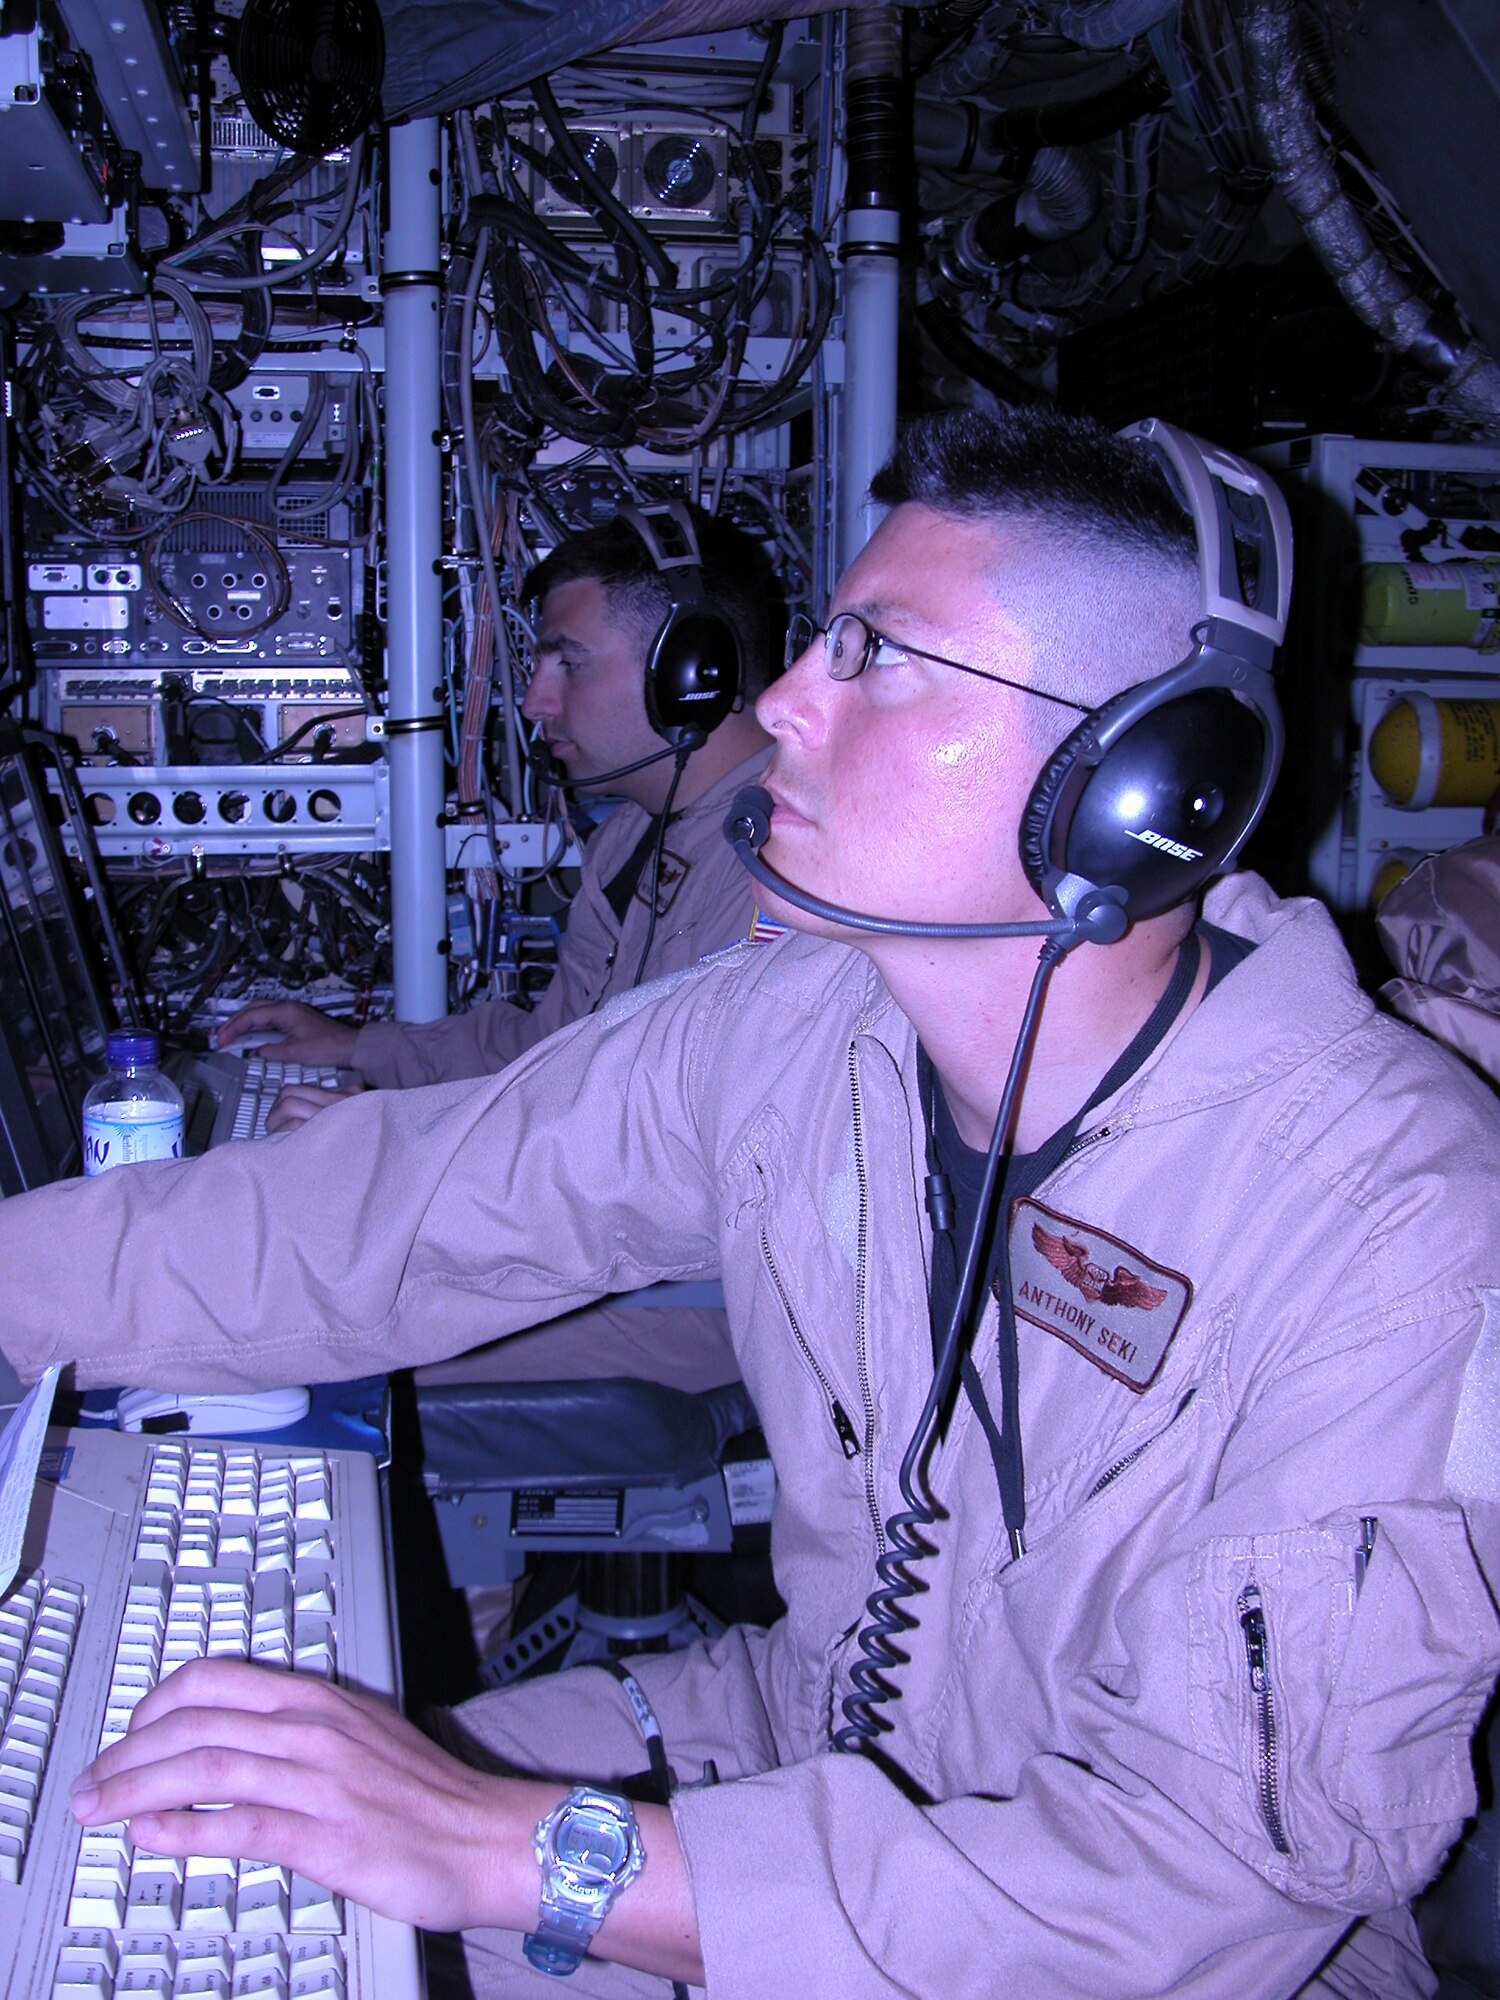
top-left (1021, 674), bottom-right (1280, 929)
top-left (1020, 718), bottom-right (1097, 911)
top-left (645, 605), bottom-right (743, 743)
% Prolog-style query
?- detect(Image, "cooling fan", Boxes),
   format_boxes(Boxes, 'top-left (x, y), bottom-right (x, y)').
top-left (232, 0), bottom-right (384, 153)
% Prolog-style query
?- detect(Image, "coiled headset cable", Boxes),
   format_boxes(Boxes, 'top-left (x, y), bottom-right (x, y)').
top-left (835, 934), bottom-right (1070, 1751)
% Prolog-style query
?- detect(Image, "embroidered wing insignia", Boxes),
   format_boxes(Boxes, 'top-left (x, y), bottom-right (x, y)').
top-left (1100, 1267), bottom-right (1170, 1311)
top-left (1032, 1222), bottom-right (1095, 1295)
top-left (1034, 1223), bottom-right (1169, 1311)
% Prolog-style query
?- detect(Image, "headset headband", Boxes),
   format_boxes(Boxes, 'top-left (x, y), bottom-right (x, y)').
top-left (617, 501), bottom-right (709, 598)
top-left (1116, 417), bottom-right (1293, 665)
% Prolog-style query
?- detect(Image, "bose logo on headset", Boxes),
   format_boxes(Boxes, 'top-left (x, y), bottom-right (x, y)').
top-left (618, 502), bottom-right (744, 752)
top-left (1126, 828), bottom-right (1204, 862)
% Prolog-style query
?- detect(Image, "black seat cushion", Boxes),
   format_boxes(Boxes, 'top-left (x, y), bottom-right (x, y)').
top-left (416, 1376), bottom-right (760, 1493)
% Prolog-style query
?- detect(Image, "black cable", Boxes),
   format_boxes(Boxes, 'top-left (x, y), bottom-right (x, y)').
top-left (627, 747), bottom-right (691, 989)
top-left (487, 235), bottom-right (637, 446)
top-left (532, 737), bottom-right (682, 794)
top-left (532, 77), bottom-right (678, 289)
top-left (265, 372), bottom-right (328, 511)
top-left (251, 706), bottom-right (368, 763)
top-left (914, 294), bottom-right (1038, 405)
top-left (742, 23), bottom-right (784, 144)
top-left (835, 937), bottom-right (1072, 1751)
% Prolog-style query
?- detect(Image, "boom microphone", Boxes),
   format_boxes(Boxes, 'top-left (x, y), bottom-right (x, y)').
top-left (531, 738), bottom-right (685, 792)
top-left (723, 786), bottom-right (1127, 943)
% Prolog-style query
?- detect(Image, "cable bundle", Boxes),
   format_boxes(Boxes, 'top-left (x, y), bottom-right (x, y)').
top-left (463, 47), bottom-right (833, 455)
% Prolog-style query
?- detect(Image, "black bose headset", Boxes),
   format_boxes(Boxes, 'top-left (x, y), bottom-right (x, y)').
top-left (617, 501), bottom-right (744, 751)
top-left (1016, 417), bottom-right (1293, 944)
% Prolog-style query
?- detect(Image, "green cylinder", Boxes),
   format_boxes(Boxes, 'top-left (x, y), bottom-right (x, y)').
top-left (1360, 562), bottom-right (1500, 650)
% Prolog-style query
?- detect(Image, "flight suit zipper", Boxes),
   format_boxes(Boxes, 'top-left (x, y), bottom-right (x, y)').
top-left (1084, 1439), bottom-right (1151, 1502)
top-left (757, 1184), bottom-right (861, 1459)
top-left (1238, 1582), bottom-right (1292, 1854)
top-left (847, 1047), bottom-right (884, 1555)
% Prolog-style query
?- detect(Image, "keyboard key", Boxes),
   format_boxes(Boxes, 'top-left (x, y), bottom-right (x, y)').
top-left (53, 1932), bottom-right (120, 2000)
top-left (176, 1938), bottom-right (234, 2000)
top-left (289, 1874), bottom-right (343, 1933)
top-left (68, 1867), bottom-right (129, 1928)
top-left (233, 1937), bottom-right (289, 2000)
top-left (236, 1861), bottom-right (292, 1937)
top-left (182, 1853), bottom-right (238, 1931)
top-left (125, 1853), bottom-right (184, 1929)
top-left (288, 1938), bottom-right (345, 2000)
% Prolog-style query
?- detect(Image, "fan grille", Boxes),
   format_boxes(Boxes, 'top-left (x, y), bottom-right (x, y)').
top-left (234, 0), bottom-right (384, 154)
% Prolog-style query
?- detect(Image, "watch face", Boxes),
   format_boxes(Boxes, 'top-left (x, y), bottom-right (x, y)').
top-left (558, 1808), bottom-right (630, 1877)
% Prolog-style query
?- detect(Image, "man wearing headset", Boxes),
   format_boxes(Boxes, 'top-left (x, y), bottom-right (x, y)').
top-left (6, 408), bottom-right (1498, 1999)
top-left (212, 511), bottom-right (773, 1397)
top-left (216, 513), bottom-right (774, 1137)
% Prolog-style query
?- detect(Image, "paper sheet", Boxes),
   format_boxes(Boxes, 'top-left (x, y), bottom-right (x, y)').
top-left (0, 1365), bottom-right (60, 1599)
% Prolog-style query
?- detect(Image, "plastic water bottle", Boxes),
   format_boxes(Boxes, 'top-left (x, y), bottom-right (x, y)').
top-left (82, 1030), bottom-right (184, 1176)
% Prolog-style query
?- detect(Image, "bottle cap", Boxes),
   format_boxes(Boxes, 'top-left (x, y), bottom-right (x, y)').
top-left (106, 1030), bottom-right (161, 1066)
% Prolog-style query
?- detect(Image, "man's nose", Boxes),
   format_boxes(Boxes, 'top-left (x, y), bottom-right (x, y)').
top-left (521, 664), bottom-right (559, 722)
top-left (756, 644), bottom-right (827, 739)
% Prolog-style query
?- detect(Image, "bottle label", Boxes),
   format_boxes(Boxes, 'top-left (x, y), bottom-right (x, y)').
top-left (83, 1102), bottom-right (184, 1175)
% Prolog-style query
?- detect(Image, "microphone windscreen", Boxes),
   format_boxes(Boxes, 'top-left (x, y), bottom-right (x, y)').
top-left (725, 785), bottom-right (773, 851)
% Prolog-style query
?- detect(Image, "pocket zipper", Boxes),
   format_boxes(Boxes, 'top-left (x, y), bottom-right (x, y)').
top-left (1238, 1582), bottom-right (1292, 1854)
top-left (1084, 1392), bottom-right (1196, 1504)
top-left (1085, 1440), bottom-right (1151, 1503)
top-left (759, 1209), bottom-right (861, 1459)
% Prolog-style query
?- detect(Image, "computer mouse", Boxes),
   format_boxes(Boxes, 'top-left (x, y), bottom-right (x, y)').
top-left (115, 1384), bottom-right (312, 1436)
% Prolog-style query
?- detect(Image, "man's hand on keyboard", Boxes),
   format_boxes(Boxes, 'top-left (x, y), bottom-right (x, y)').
top-left (67, 1656), bottom-right (542, 1934)
top-left (218, 1002), bottom-right (361, 1069)
top-left (267, 1083), bottom-right (366, 1133)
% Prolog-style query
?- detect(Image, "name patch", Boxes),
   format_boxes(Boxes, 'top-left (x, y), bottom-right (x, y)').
top-left (1007, 1198), bottom-right (1192, 1393)
top-left (635, 847), bottom-right (691, 917)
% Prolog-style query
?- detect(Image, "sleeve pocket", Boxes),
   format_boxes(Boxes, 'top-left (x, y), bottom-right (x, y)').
top-left (1327, 1505), bottom-right (1500, 1893)
top-left (1189, 1507), bottom-right (1499, 1910)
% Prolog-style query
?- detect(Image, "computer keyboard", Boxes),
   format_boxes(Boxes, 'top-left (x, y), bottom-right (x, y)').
top-left (0, 1428), bottom-right (421, 2000)
top-left (166, 1053), bottom-right (359, 1153)
top-left (224, 1057), bottom-right (348, 1143)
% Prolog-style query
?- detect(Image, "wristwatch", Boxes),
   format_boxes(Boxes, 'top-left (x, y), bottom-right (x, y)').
top-left (522, 1785), bottom-right (647, 1977)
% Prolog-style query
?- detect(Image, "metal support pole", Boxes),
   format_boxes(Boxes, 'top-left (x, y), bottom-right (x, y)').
top-left (837, 6), bottom-right (903, 573)
top-left (838, 216), bottom-right (901, 571)
top-left (381, 120), bottom-right (449, 1022)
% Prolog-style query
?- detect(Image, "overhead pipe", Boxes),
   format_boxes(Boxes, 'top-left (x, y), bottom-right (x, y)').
top-left (934, 145), bottom-right (1100, 294)
top-left (915, 59), bottom-right (1166, 175)
top-left (1049, 0), bottom-right (1178, 48)
top-left (1237, 0), bottom-right (1500, 436)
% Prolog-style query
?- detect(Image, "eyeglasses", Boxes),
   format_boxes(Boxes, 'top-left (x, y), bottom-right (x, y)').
top-left (783, 609), bottom-right (1088, 712)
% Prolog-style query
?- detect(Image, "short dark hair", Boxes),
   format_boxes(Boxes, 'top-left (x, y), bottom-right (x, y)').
top-left (524, 509), bottom-right (774, 693)
top-left (870, 406), bottom-right (1202, 717)
top-left (869, 406), bottom-right (1199, 568)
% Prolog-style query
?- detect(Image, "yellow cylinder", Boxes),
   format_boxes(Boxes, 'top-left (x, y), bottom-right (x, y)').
top-left (1360, 561), bottom-right (1500, 650)
top-left (1369, 850), bottom-right (1428, 908)
top-left (1369, 693), bottom-right (1500, 809)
